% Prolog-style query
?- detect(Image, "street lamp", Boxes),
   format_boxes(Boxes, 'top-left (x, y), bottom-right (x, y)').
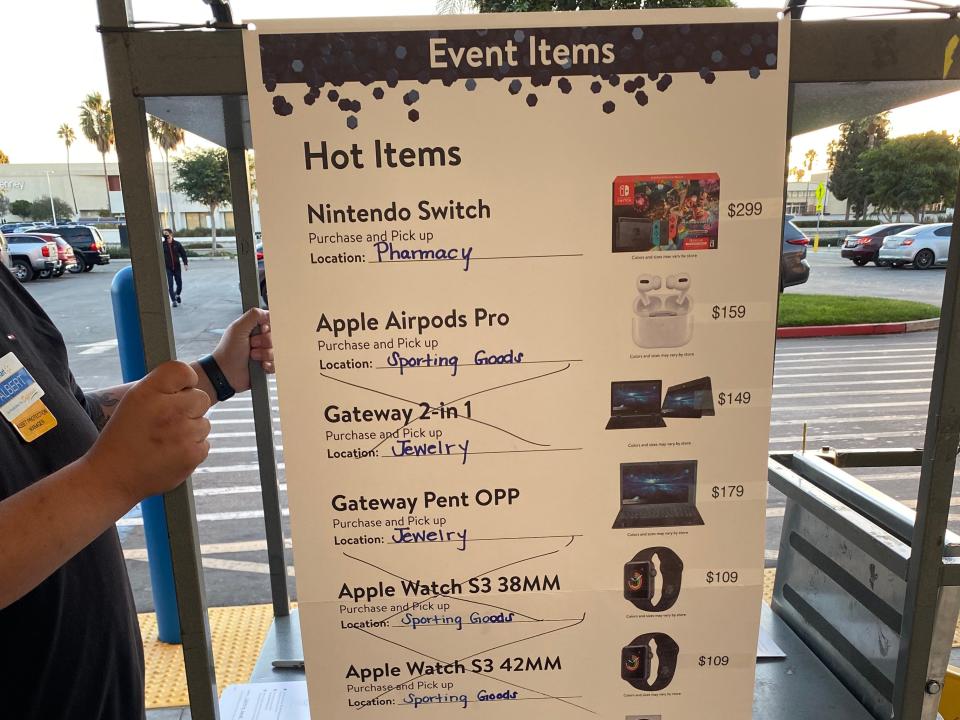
top-left (44, 171), bottom-right (57, 227)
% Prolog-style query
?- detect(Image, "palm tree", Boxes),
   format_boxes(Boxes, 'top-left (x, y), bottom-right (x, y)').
top-left (148, 116), bottom-right (186, 229)
top-left (57, 124), bottom-right (79, 217)
top-left (802, 149), bottom-right (817, 212)
top-left (78, 92), bottom-right (114, 214)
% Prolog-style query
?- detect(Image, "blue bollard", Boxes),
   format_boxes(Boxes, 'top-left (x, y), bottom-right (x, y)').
top-left (111, 265), bottom-right (181, 644)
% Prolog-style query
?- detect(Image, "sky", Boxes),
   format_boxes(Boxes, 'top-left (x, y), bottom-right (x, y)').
top-left (0, 0), bottom-right (957, 173)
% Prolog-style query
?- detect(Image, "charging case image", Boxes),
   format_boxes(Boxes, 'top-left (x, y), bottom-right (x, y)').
top-left (633, 309), bottom-right (693, 348)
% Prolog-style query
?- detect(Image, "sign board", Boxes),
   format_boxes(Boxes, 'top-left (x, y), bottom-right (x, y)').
top-left (244, 10), bottom-right (789, 719)
top-left (815, 182), bottom-right (826, 213)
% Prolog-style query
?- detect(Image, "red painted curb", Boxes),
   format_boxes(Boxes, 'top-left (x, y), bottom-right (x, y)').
top-left (776, 318), bottom-right (938, 339)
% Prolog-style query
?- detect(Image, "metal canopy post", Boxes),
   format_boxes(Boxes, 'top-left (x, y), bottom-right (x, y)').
top-left (97, 1), bottom-right (220, 718)
top-left (223, 95), bottom-right (291, 617)
top-left (893, 177), bottom-right (960, 719)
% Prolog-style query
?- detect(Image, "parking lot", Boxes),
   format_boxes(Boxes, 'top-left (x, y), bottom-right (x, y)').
top-left (22, 252), bottom-right (953, 609)
top-left (788, 245), bottom-right (946, 305)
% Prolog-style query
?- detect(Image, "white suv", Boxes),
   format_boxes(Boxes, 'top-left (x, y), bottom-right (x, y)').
top-left (878, 223), bottom-right (953, 269)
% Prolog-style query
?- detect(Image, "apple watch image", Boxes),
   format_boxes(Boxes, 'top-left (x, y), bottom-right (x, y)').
top-left (621, 633), bottom-right (680, 691)
top-left (623, 547), bottom-right (684, 612)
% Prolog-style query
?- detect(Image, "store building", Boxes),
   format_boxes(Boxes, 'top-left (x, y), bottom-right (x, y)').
top-left (0, 161), bottom-right (257, 232)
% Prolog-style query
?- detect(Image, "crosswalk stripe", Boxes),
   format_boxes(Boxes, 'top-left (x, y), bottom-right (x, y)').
top-left (774, 388), bottom-right (928, 400)
top-left (193, 462), bottom-right (285, 475)
top-left (772, 401), bottom-right (929, 412)
top-left (122, 550), bottom-right (295, 576)
top-left (208, 430), bottom-right (282, 438)
top-left (773, 378), bottom-right (930, 390)
top-left (773, 355), bottom-right (934, 366)
top-left (116, 507), bottom-right (289, 526)
top-left (774, 348), bottom-right (936, 359)
top-left (770, 413), bottom-right (926, 426)
top-left (769, 429), bottom-right (924, 444)
top-left (774, 368), bottom-right (933, 380)
top-left (776, 341), bottom-right (935, 352)
top-left (193, 484), bottom-right (287, 497)
top-left (207, 445), bottom-right (283, 455)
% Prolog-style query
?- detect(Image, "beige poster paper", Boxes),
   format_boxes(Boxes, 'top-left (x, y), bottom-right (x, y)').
top-left (244, 10), bottom-right (790, 719)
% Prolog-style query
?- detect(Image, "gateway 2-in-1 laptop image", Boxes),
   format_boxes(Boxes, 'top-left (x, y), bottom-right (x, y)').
top-left (605, 380), bottom-right (666, 429)
top-left (612, 460), bottom-right (704, 529)
top-left (661, 376), bottom-right (715, 418)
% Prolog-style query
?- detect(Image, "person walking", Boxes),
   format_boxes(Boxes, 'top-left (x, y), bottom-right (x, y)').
top-left (162, 228), bottom-right (189, 307)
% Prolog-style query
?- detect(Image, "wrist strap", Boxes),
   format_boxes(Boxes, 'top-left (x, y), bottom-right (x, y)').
top-left (629, 632), bottom-right (680, 692)
top-left (630, 547), bottom-right (683, 612)
top-left (198, 354), bottom-right (235, 402)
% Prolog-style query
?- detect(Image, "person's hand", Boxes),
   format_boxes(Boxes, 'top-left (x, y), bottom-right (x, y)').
top-left (183, 265), bottom-right (189, 271)
top-left (84, 361), bottom-right (211, 502)
top-left (212, 308), bottom-right (274, 393)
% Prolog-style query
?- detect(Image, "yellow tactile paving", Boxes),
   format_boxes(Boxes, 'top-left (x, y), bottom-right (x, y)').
top-left (763, 568), bottom-right (775, 604)
top-left (140, 603), bottom-right (278, 709)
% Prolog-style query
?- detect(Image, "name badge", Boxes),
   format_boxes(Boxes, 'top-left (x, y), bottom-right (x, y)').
top-left (0, 352), bottom-right (57, 441)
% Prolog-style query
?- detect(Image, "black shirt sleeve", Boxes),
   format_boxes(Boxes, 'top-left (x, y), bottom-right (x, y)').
top-left (176, 241), bottom-right (188, 265)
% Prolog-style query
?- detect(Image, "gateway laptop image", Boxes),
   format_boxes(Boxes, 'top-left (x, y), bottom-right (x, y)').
top-left (661, 376), bottom-right (715, 418)
top-left (605, 381), bottom-right (666, 430)
top-left (612, 460), bottom-right (705, 529)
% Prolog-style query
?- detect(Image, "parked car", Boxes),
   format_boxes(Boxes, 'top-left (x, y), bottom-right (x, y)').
top-left (22, 232), bottom-right (77, 278)
top-left (52, 236), bottom-right (78, 277)
top-left (781, 218), bottom-right (811, 290)
top-left (878, 223), bottom-right (953, 269)
top-left (257, 243), bottom-right (267, 307)
top-left (840, 223), bottom-right (919, 266)
top-left (0, 232), bottom-right (9, 271)
top-left (30, 224), bottom-right (110, 272)
top-left (5, 233), bottom-right (58, 282)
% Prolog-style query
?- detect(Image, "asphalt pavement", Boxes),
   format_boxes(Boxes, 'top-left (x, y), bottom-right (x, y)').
top-left (21, 254), bottom-right (954, 610)
top-left (787, 246), bottom-right (946, 305)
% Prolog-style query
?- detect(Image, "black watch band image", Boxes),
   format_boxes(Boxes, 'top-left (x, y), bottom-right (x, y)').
top-left (621, 633), bottom-right (680, 691)
top-left (624, 546), bottom-right (684, 612)
top-left (198, 354), bottom-right (236, 402)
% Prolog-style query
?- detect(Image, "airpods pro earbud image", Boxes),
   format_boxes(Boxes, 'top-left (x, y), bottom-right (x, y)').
top-left (665, 273), bottom-right (692, 313)
top-left (633, 274), bottom-right (663, 316)
top-left (632, 272), bottom-right (694, 349)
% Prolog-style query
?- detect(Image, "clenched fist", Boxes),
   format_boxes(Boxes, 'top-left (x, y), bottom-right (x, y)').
top-left (85, 361), bottom-right (211, 502)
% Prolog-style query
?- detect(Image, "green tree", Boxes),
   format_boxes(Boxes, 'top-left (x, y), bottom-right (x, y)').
top-left (78, 92), bottom-right (115, 213)
top-left (29, 197), bottom-right (76, 224)
top-left (826, 113), bottom-right (889, 220)
top-left (172, 148), bottom-right (232, 254)
top-left (860, 131), bottom-right (960, 222)
top-left (475, 0), bottom-right (732, 9)
top-left (10, 199), bottom-right (32, 219)
top-left (0, 149), bottom-right (8, 164)
top-left (147, 116), bottom-right (186, 228)
top-left (56, 124), bottom-right (79, 216)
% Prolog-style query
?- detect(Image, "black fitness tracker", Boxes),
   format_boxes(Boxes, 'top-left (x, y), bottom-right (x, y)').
top-left (621, 633), bottom-right (680, 691)
top-left (624, 547), bottom-right (684, 612)
top-left (197, 354), bottom-right (236, 402)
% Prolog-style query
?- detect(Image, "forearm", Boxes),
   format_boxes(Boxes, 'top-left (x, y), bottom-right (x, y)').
top-left (0, 456), bottom-right (136, 609)
top-left (87, 369), bottom-right (216, 430)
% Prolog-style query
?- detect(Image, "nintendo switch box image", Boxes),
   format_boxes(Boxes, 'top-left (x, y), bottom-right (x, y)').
top-left (612, 173), bottom-right (720, 252)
